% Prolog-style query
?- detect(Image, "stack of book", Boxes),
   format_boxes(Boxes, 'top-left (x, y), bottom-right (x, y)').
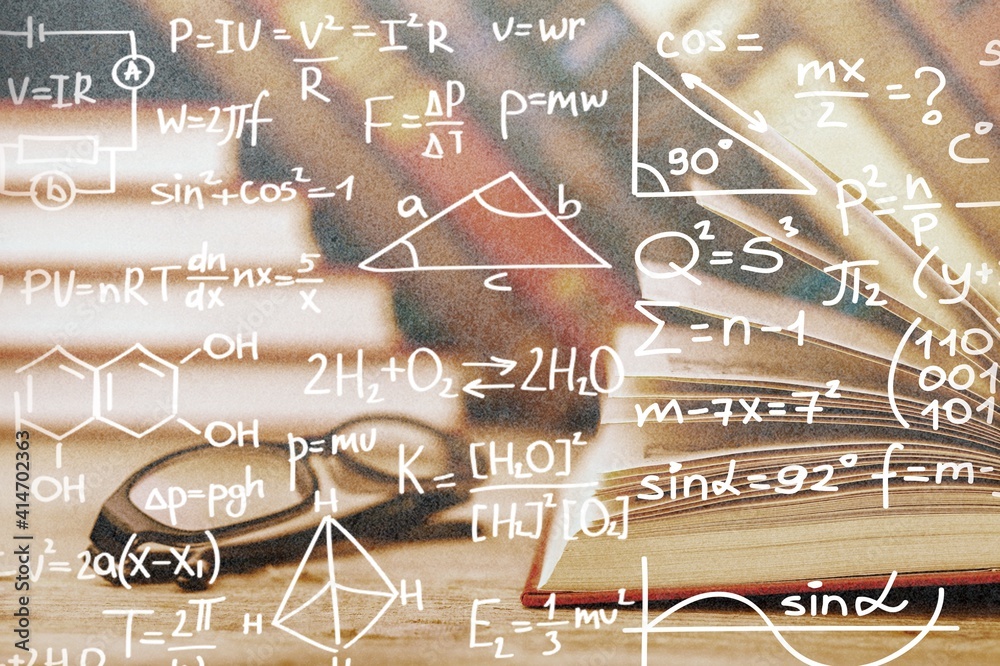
top-left (0, 101), bottom-right (459, 442)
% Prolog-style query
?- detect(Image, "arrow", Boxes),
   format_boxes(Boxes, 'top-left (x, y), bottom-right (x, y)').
top-left (462, 378), bottom-right (517, 399)
top-left (680, 72), bottom-right (767, 133)
top-left (461, 356), bottom-right (517, 376)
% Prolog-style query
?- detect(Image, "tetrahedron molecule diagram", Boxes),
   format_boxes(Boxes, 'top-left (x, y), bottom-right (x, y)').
top-left (272, 516), bottom-right (400, 653)
top-left (358, 171), bottom-right (610, 273)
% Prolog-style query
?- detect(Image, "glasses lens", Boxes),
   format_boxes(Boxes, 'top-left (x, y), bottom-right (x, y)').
top-left (335, 417), bottom-right (453, 482)
top-left (128, 445), bottom-right (308, 531)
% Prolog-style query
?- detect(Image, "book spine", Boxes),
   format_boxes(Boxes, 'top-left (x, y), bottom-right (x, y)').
top-left (247, 0), bottom-right (637, 351)
top-left (136, 0), bottom-right (573, 355)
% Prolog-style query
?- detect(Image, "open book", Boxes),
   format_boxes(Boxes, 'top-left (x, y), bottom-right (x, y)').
top-left (524, 131), bottom-right (1000, 606)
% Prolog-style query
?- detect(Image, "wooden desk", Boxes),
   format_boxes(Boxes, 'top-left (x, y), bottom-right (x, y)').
top-left (6, 428), bottom-right (1000, 665)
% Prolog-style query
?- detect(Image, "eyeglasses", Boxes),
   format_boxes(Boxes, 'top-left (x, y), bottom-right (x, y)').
top-left (88, 414), bottom-right (478, 589)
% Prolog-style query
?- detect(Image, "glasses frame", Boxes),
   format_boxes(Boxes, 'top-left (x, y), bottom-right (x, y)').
top-left (89, 414), bottom-right (476, 589)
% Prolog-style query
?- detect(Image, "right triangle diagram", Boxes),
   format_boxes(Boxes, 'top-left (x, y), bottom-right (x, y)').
top-left (632, 62), bottom-right (816, 198)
